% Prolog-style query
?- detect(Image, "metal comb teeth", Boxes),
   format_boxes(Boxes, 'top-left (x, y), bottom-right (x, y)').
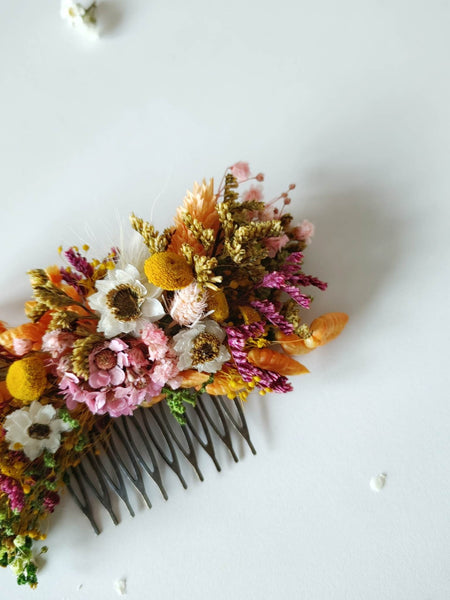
top-left (65, 395), bottom-right (256, 533)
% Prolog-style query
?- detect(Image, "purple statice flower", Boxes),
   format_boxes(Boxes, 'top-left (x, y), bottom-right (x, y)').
top-left (280, 253), bottom-right (327, 290)
top-left (226, 323), bottom-right (293, 393)
top-left (64, 247), bottom-right (94, 279)
top-left (60, 267), bottom-right (85, 295)
top-left (0, 475), bottom-right (25, 512)
top-left (294, 274), bottom-right (328, 291)
top-left (258, 252), bottom-right (327, 307)
top-left (250, 299), bottom-right (294, 334)
top-left (43, 491), bottom-right (60, 513)
top-left (109, 247), bottom-right (119, 264)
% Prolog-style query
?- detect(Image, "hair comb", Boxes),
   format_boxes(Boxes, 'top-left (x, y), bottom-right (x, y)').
top-left (0, 162), bottom-right (347, 587)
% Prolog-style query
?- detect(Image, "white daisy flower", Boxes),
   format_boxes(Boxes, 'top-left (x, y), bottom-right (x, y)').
top-left (173, 319), bottom-right (231, 373)
top-left (4, 401), bottom-right (71, 461)
top-left (89, 264), bottom-right (165, 338)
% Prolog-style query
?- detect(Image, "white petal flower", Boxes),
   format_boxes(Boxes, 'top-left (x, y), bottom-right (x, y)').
top-left (173, 319), bottom-right (231, 373)
top-left (89, 264), bottom-right (165, 338)
top-left (61, 0), bottom-right (85, 24)
top-left (4, 401), bottom-right (71, 461)
top-left (60, 0), bottom-right (98, 38)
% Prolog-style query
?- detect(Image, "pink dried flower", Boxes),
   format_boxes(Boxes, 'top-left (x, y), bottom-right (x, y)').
top-left (263, 234), bottom-right (290, 258)
top-left (64, 247), bottom-right (94, 278)
top-left (260, 205), bottom-right (278, 221)
top-left (250, 299), bottom-right (294, 334)
top-left (12, 338), bottom-right (33, 356)
top-left (0, 475), bottom-right (25, 512)
top-left (292, 219), bottom-right (315, 245)
top-left (43, 491), bottom-right (60, 513)
top-left (169, 282), bottom-right (208, 327)
top-left (230, 161), bottom-right (251, 182)
top-left (60, 334), bottom-right (180, 418)
top-left (88, 339), bottom-right (128, 389)
top-left (242, 185), bottom-right (263, 203)
top-left (42, 330), bottom-right (76, 359)
top-left (140, 322), bottom-right (169, 360)
top-left (151, 351), bottom-right (180, 388)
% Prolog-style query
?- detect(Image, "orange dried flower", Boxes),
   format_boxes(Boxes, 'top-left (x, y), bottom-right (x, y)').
top-left (169, 179), bottom-right (220, 255)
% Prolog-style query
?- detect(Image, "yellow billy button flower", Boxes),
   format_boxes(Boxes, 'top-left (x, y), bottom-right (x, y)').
top-left (144, 251), bottom-right (193, 291)
top-left (207, 289), bottom-right (229, 322)
top-left (6, 355), bottom-right (47, 403)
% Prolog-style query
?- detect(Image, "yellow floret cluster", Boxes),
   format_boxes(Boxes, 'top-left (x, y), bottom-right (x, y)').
top-left (144, 251), bottom-right (194, 290)
top-left (6, 355), bottom-right (47, 403)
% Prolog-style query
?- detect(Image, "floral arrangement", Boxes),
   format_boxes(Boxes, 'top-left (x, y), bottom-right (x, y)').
top-left (0, 163), bottom-right (347, 587)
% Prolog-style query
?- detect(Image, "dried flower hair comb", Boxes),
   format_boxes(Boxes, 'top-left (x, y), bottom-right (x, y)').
top-left (0, 163), bottom-right (347, 587)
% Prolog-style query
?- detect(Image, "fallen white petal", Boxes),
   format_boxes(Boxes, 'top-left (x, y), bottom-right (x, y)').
top-left (114, 578), bottom-right (127, 596)
top-left (370, 473), bottom-right (387, 492)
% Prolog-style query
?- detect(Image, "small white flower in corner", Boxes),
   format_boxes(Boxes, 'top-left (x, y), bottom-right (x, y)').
top-left (60, 0), bottom-right (98, 38)
top-left (114, 578), bottom-right (127, 596)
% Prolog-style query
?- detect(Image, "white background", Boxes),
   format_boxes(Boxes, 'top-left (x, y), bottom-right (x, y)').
top-left (1, 1), bottom-right (450, 598)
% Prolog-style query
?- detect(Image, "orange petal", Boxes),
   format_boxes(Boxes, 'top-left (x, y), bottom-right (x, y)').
top-left (275, 331), bottom-right (313, 355)
top-left (46, 265), bottom-right (63, 285)
top-left (169, 179), bottom-right (220, 256)
top-left (179, 370), bottom-right (210, 388)
top-left (141, 393), bottom-right (166, 408)
top-left (247, 348), bottom-right (309, 376)
top-left (305, 312), bottom-right (349, 348)
top-left (205, 365), bottom-right (247, 396)
top-left (0, 381), bottom-right (12, 403)
top-left (0, 312), bottom-right (53, 354)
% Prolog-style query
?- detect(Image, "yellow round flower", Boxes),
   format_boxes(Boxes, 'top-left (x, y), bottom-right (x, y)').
top-left (144, 251), bottom-right (193, 290)
top-left (6, 355), bottom-right (47, 403)
top-left (208, 290), bottom-right (229, 322)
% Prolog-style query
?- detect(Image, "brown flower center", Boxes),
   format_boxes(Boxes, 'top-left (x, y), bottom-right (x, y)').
top-left (28, 423), bottom-right (50, 440)
top-left (190, 333), bottom-right (221, 366)
top-left (106, 284), bottom-right (142, 321)
top-left (94, 348), bottom-right (118, 371)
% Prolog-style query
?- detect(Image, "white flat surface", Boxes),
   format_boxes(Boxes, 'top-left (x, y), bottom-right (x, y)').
top-left (1, 1), bottom-right (450, 598)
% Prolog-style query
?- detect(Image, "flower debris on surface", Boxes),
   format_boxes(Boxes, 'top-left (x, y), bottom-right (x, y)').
top-left (60, 0), bottom-right (98, 38)
top-left (0, 162), bottom-right (348, 586)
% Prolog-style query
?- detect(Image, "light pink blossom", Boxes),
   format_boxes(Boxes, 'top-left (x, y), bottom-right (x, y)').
top-left (169, 282), bottom-right (208, 327)
top-left (12, 338), bottom-right (33, 356)
top-left (260, 205), bottom-right (278, 221)
top-left (292, 219), bottom-right (315, 245)
top-left (230, 161), bottom-right (251, 182)
top-left (59, 333), bottom-right (180, 418)
top-left (87, 339), bottom-right (128, 389)
top-left (264, 234), bottom-right (290, 257)
top-left (140, 322), bottom-right (170, 360)
top-left (42, 330), bottom-right (75, 358)
top-left (151, 352), bottom-right (180, 388)
top-left (242, 185), bottom-right (263, 203)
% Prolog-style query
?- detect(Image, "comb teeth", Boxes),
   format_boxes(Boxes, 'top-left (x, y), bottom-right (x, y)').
top-left (65, 395), bottom-right (256, 533)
